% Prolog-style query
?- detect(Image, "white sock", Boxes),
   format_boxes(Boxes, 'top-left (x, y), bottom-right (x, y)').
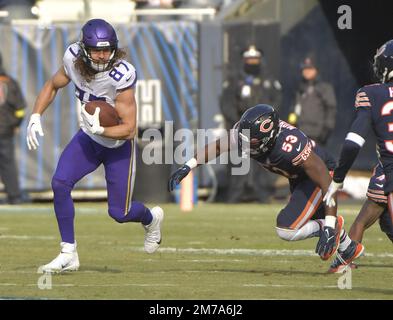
top-left (300, 220), bottom-right (321, 239)
top-left (338, 229), bottom-right (351, 252)
top-left (276, 220), bottom-right (322, 241)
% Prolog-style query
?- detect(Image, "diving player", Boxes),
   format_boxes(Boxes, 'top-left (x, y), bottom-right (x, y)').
top-left (169, 104), bottom-right (363, 266)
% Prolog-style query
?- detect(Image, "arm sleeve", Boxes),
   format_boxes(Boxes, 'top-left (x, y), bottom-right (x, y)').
top-left (333, 107), bottom-right (372, 183)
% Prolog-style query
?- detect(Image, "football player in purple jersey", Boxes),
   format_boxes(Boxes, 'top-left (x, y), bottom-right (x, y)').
top-left (25, 19), bottom-right (164, 273)
top-left (324, 40), bottom-right (393, 272)
top-left (169, 104), bottom-right (362, 267)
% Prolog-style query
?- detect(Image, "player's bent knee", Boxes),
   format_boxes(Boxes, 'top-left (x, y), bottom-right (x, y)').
top-left (108, 207), bottom-right (126, 223)
top-left (276, 227), bottom-right (300, 241)
top-left (51, 177), bottom-right (72, 198)
top-left (276, 209), bottom-right (292, 229)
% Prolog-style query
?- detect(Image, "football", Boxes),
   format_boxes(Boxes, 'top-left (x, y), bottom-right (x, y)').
top-left (84, 100), bottom-right (120, 127)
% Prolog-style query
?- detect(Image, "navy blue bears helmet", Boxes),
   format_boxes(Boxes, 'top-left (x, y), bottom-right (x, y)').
top-left (237, 104), bottom-right (280, 156)
top-left (373, 39), bottom-right (393, 83)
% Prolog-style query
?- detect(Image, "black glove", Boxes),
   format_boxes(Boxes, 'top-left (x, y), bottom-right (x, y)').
top-left (168, 165), bottom-right (191, 192)
top-left (315, 226), bottom-right (340, 260)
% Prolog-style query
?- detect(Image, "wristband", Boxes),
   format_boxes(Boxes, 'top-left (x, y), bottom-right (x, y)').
top-left (325, 215), bottom-right (336, 229)
top-left (185, 158), bottom-right (197, 169)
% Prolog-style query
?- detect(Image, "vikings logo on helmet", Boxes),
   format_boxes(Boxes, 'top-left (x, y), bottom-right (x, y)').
top-left (79, 19), bottom-right (118, 72)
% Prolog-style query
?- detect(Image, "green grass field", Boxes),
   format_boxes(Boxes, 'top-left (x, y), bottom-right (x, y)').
top-left (0, 202), bottom-right (392, 300)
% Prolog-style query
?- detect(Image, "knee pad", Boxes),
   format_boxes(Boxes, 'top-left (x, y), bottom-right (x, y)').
top-left (51, 178), bottom-right (72, 198)
top-left (276, 227), bottom-right (308, 241)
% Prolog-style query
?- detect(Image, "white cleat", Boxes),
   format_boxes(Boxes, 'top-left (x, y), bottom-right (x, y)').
top-left (41, 242), bottom-right (80, 273)
top-left (143, 206), bottom-right (164, 254)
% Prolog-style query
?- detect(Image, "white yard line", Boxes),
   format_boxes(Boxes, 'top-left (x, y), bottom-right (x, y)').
top-left (0, 235), bottom-right (56, 240)
top-left (130, 246), bottom-right (393, 258)
top-left (0, 283), bottom-right (177, 287)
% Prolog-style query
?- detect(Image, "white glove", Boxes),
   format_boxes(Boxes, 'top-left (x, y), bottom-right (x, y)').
top-left (81, 105), bottom-right (104, 135)
top-left (26, 113), bottom-right (44, 150)
top-left (323, 181), bottom-right (343, 207)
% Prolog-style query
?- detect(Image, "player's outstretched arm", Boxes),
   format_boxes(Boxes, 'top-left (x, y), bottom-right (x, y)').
top-left (27, 66), bottom-right (70, 150)
top-left (168, 137), bottom-right (230, 192)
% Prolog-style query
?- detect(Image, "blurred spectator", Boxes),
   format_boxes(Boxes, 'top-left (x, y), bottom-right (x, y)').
top-left (220, 45), bottom-right (282, 203)
top-left (0, 52), bottom-right (27, 204)
top-left (135, 0), bottom-right (182, 9)
top-left (178, 0), bottom-right (222, 8)
top-left (0, 0), bottom-right (36, 20)
top-left (288, 55), bottom-right (336, 147)
top-left (135, 0), bottom-right (182, 21)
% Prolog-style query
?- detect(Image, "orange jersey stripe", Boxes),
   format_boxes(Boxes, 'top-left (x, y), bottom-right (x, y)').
top-left (290, 187), bottom-right (322, 229)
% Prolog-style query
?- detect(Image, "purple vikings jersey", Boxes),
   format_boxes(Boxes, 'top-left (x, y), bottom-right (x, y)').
top-left (252, 121), bottom-right (336, 180)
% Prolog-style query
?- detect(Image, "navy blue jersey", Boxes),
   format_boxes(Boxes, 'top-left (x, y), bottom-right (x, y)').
top-left (355, 83), bottom-right (393, 162)
top-left (333, 83), bottom-right (393, 187)
top-left (252, 121), bottom-right (336, 180)
top-left (367, 163), bottom-right (387, 204)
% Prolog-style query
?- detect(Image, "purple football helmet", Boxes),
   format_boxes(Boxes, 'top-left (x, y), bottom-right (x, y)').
top-left (79, 19), bottom-right (118, 72)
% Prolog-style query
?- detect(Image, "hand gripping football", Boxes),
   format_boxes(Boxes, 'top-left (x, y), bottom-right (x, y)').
top-left (84, 100), bottom-right (120, 127)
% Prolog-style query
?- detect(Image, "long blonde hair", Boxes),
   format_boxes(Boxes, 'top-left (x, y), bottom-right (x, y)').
top-left (74, 48), bottom-right (127, 82)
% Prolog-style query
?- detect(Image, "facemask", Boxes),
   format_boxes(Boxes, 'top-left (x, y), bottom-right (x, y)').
top-left (243, 63), bottom-right (260, 75)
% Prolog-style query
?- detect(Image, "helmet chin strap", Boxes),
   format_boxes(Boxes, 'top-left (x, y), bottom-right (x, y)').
top-left (88, 50), bottom-right (115, 72)
top-left (81, 44), bottom-right (116, 72)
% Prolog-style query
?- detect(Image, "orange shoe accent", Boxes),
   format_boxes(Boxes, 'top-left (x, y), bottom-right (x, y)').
top-left (328, 243), bottom-right (364, 273)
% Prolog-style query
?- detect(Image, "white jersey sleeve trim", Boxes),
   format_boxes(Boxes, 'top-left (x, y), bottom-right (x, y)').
top-left (63, 43), bottom-right (79, 78)
top-left (345, 132), bottom-right (365, 147)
